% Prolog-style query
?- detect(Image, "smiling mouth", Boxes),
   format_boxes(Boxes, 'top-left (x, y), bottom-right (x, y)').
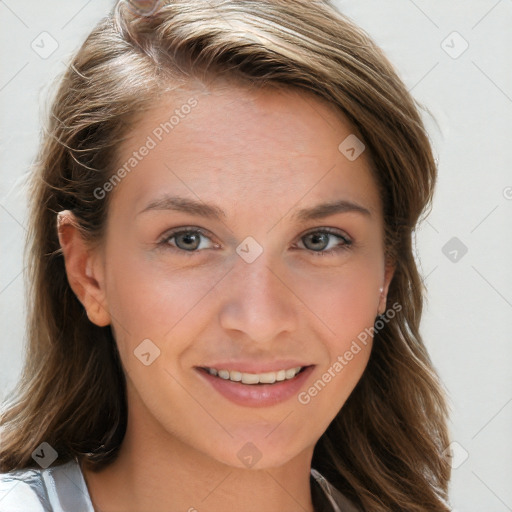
top-left (199, 366), bottom-right (308, 385)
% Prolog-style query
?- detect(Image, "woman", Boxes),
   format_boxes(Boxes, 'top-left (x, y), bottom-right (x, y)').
top-left (0, 0), bottom-right (452, 510)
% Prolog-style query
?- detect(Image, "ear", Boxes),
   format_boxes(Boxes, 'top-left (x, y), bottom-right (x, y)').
top-left (378, 260), bottom-right (395, 316)
top-left (56, 210), bottom-right (111, 327)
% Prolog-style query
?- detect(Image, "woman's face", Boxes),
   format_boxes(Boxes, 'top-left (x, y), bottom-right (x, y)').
top-left (88, 83), bottom-right (393, 469)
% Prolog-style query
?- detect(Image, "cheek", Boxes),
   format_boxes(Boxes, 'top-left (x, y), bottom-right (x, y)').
top-left (293, 264), bottom-right (378, 421)
top-left (295, 256), bottom-right (382, 338)
top-left (103, 245), bottom-right (228, 363)
top-left (103, 248), bottom-right (187, 340)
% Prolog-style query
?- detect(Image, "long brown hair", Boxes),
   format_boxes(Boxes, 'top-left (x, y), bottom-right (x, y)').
top-left (0, 1), bottom-right (451, 510)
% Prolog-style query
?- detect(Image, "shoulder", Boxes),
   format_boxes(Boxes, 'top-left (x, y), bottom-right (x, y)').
top-left (0, 459), bottom-right (94, 512)
top-left (311, 468), bottom-right (363, 512)
top-left (0, 466), bottom-right (50, 511)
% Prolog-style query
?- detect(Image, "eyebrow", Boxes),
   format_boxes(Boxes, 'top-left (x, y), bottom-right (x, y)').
top-left (137, 194), bottom-right (371, 221)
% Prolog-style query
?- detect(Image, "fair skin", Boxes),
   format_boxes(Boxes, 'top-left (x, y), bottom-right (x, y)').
top-left (58, 82), bottom-right (394, 512)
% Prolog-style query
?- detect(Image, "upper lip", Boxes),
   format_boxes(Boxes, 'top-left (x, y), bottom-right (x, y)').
top-left (197, 361), bottom-right (312, 373)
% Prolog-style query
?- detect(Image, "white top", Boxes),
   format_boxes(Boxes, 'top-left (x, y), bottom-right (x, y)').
top-left (0, 459), bottom-right (361, 511)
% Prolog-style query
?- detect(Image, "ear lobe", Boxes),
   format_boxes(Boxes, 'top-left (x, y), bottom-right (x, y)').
top-left (57, 210), bottom-right (111, 327)
top-left (378, 261), bottom-right (396, 315)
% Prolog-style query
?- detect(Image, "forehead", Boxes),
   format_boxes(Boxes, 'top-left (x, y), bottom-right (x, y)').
top-left (109, 83), bottom-right (381, 222)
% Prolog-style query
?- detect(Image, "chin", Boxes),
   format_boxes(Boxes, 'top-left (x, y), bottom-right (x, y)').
top-left (206, 436), bottom-right (311, 471)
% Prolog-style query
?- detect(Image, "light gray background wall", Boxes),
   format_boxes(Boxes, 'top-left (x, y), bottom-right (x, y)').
top-left (1, 1), bottom-right (511, 510)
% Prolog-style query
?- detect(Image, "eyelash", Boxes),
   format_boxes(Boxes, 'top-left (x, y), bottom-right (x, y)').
top-left (157, 226), bottom-right (353, 257)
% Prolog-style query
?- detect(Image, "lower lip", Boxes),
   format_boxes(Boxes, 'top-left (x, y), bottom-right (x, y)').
top-left (196, 366), bottom-right (315, 408)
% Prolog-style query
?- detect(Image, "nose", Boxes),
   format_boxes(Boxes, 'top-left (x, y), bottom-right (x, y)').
top-left (217, 254), bottom-right (299, 345)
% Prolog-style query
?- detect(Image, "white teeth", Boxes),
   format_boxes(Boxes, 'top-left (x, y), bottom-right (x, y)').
top-left (285, 368), bottom-right (297, 379)
top-left (258, 372), bottom-right (276, 384)
top-left (205, 366), bottom-right (303, 385)
top-left (241, 373), bottom-right (260, 384)
top-left (229, 370), bottom-right (242, 382)
top-left (218, 369), bottom-right (230, 380)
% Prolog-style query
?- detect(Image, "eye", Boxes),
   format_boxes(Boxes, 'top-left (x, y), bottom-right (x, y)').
top-left (157, 226), bottom-right (352, 256)
top-left (296, 228), bottom-right (352, 256)
top-left (158, 227), bottom-right (218, 253)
